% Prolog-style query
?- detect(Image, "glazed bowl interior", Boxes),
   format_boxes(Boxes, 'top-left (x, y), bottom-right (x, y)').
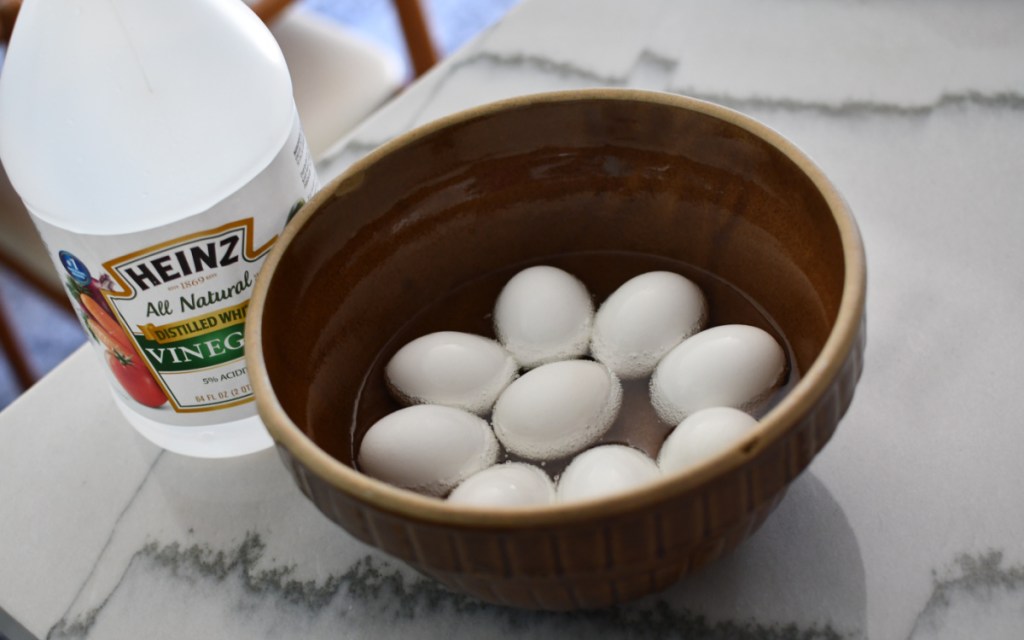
top-left (254, 89), bottom-right (858, 520)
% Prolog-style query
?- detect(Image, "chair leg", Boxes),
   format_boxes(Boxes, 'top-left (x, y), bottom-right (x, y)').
top-left (393, 0), bottom-right (439, 77)
top-left (0, 287), bottom-right (36, 390)
top-left (249, 0), bottom-right (296, 24)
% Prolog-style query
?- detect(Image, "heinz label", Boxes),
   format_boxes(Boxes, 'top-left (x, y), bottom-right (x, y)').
top-left (32, 118), bottom-right (318, 427)
top-left (105, 219), bottom-right (267, 412)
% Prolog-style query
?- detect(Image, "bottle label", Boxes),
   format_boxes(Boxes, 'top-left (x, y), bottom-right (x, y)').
top-left (32, 115), bottom-right (318, 427)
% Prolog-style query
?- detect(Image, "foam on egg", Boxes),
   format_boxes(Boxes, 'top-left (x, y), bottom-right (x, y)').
top-left (556, 444), bottom-right (661, 504)
top-left (492, 360), bottom-right (621, 461)
top-left (658, 407), bottom-right (759, 475)
top-left (385, 331), bottom-right (518, 415)
top-left (650, 324), bottom-right (786, 425)
top-left (590, 271), bottom-right (707, 379)
top-left (448, 462), bottom-right (556, 507)
top-left (357, 404), bottom-right (499, 497)
top-left (493, 265), bottom-right (594, 369)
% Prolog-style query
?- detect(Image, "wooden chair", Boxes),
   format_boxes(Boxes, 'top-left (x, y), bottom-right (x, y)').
top-left (0, 0), bottom-right (437, 390)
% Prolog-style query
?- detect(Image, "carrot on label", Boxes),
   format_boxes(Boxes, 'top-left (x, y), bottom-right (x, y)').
top-left (86, 317), bottom-right (134, 359)
top-left (80, 294), bottom-right (134, 351)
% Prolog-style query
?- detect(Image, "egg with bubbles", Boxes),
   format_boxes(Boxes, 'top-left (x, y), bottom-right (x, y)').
top-left (448, 462), bottom-right (556, 507)
top-left (385, 331), bottom-right (518, 415)
top-left (658, 407), bottom-right (759, 475)
top-left (357, 405), bottom-right (499, 497)
top-left (493, 265), bottom-right (594, 369)
top-left (492, 359), bottom-right (621, 461)
top-left (650, 324), bottom-right (786, 425)
top-left (556, 444), bottom-right (661, 504)
top-left (590, 271), bottom-right (707, 379)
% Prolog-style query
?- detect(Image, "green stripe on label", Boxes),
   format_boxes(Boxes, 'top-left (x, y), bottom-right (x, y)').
top-left (136, 324), bottom-right (246, 372)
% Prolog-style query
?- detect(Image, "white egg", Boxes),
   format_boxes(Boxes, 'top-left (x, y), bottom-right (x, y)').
top-left (385, 331), bottom-right (518, 415)
top-left (590, 271), bottom-right (707, 379)
top-left (447, 462), bottom-right (556, 507)
top-left (658, 407), bottom-right (759, 474)
top-left (357, 405), bottom-right (499, 497)
top-left (650, 324), bottom-right (786, 425)
top-left (556, 445), bottom-right (661, 504)
top-left (493, 265), bottom-right (594, 369)
top-left (492, 360), bottom-right (621, 461)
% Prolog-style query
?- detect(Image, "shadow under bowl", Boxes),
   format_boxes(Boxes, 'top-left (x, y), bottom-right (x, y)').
top-left (247, 88), bottom-right (867, 610)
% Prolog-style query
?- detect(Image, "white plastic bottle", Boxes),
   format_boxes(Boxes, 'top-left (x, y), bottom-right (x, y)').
top-left (0, 0), bottom-right (318, 457)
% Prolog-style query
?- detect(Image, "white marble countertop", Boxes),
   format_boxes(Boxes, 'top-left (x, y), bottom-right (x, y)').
top-left (3, 0), bottom-right (1024, 638)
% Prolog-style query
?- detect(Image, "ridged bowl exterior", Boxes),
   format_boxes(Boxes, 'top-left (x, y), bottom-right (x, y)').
top-left (274, 318), bottom-right (863, 609)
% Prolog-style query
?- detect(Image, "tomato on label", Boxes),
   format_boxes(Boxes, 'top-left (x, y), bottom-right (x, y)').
top-left (106, 350), bottom-right (167, 408)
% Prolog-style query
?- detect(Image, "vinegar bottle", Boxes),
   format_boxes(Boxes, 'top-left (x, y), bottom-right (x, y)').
top-left (0, 0), bottom-right (319, 457)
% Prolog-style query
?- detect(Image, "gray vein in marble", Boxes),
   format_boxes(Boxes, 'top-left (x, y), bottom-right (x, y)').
top-left (625, 50), bottom-right (678, 90)
top-left (320, 48), bottom-right (1024, 178)
top-left (409, 49), bottom-right (1024, 124)
top-left (48, 451), bottom-right (165, 638)
top-left (441, 50), bottom-right (1024, 118)
top-left (907, 550), bottom-right (1024, 639)
top-left (672, 89), bottom-right (1024, 119)
top-left (45, 531), bottom-right (848, 640)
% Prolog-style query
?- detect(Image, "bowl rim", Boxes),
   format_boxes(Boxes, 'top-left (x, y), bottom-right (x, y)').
top-left (246, 87), bottom-right (866, 528)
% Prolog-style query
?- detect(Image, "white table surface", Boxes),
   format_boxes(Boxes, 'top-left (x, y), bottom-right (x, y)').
top-left (4, 0), bottom-right (1024, 638)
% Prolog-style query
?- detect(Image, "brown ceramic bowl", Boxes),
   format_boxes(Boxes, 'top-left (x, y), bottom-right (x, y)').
top-left (246, 89), bottom-right (866, 610)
